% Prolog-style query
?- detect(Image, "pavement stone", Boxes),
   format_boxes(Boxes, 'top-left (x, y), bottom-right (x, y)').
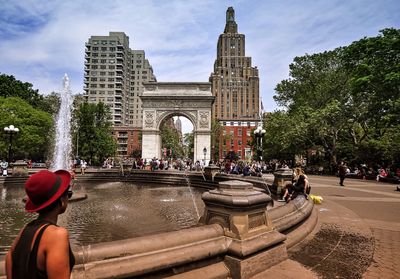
top-left (254, 175), bottom-right (400, 279)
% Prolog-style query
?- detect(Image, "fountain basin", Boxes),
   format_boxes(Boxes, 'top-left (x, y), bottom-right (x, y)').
top-left (0, 170), bottom-right (317, 279)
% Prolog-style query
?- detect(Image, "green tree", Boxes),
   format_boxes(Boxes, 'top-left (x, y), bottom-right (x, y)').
top-left (272, 28), bottom-right (400, 169)
top-left (74, 102), bottom-right (116, 165)
top-left (275, 49), bottom-right (352, 166)
top-left (343, 28), bottom-right (400, 161)
top-left (0, 97), bottom-right (53, 161)
top-left (184, 132), bottom-right (194, 159)
top-left (211, 120), bottom-right (224, 161)
top-left (0, 73), bottom-right (56, 114)
top-left (160, 120), bottom-right (184, 159)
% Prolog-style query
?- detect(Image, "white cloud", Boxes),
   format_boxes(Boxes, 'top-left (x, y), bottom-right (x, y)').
top-left (0, 0), bottom-right (398, 109)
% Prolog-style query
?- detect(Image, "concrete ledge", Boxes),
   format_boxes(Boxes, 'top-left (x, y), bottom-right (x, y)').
top-left (74, 224), bottom-right (224, 264)
top-left (227, 230), bottom-right (286, 257)
top-left (285, 207), bottom-right (319, 249)
top-left (270, 196), bottom-right (314, 232)
top-left (166, 262), bottom-right (230, 279)
top-left (225, 242), bottom-right (288, 279)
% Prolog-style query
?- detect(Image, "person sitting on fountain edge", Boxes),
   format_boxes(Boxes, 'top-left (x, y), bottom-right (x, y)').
top-left (5, 170), bottom-right (75, 279)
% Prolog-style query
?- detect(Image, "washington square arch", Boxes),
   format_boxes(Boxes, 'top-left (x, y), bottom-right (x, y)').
top-left (140, 82), bottom-right (214, 163)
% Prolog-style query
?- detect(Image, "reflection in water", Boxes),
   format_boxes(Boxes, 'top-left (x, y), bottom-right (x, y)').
top-left (0, 182), bottom-right (205, 255)
top-left (1, 187), bottom-right (6, 201)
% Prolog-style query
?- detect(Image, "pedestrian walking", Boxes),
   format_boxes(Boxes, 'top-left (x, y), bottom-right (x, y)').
top-left (339, 161), bottom-right (347, 186)
top-left (1, 159), bottom-right (8, 176)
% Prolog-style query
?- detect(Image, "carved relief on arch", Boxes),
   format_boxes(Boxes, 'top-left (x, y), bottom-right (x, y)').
top-left (156, 111), bottom-right (170, 127)
top-left (144, 111), bottom-right (155, 128)
top-left (199, 111), bottom-right (210, 129)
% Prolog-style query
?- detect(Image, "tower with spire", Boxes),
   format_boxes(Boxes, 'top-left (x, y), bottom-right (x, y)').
top-left (209, 7), bottom-right (261, 160)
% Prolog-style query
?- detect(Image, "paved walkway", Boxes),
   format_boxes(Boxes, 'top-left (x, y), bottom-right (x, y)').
top-left (254, 175), bottom-right (400, 279)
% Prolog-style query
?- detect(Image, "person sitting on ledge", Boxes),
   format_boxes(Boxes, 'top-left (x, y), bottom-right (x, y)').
top-left (280, 174), bottom-right (309, 202)
top-left (5, 170), bottom-right (75, 278)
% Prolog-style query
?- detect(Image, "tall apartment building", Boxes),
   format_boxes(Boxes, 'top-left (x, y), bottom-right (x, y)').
top-left (209, 7), bottom-right (260, 160)
top-left (84, 32), bottom-right (156, 156)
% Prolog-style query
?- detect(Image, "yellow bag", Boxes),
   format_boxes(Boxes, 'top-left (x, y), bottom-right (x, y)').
top-left (309, 194), bottom-right (323, 204)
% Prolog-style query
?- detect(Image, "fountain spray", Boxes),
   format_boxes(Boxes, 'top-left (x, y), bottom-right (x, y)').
top-left (51, 74), bottom-right (74, 170)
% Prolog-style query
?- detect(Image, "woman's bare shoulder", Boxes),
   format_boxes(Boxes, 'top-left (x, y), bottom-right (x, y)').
top-left (43, 225), bottom-right (69, 241)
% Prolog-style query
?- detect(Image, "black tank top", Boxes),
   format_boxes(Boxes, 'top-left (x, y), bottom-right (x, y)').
top-left (11, 219), bottom-right (75, 279)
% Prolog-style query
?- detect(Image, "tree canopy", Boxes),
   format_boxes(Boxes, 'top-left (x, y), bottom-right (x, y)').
top-left (160, 119), bottom-right (185, 159)
top-left (267, 28), bottom-right (400, 169)
top-left (0, 97), bottom-right (53, 161)
top-left (0, 73), bottom-right (58, 114)
top-left (73, 102), bottom-right (116, 165)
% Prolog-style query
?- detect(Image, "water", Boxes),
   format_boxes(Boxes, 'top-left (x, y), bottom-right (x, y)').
top-left (184, 170), bottom-right (200, 219)
top-left (0, 182), bottom-right (205, 254)
top-left (51, 74), bottom-right (74, 170)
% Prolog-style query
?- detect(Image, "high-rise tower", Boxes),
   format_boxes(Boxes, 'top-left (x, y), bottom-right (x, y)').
top-left (210, 7), bottom-right (260, 160)
top-left (84, 32), bottom-right (156, 156)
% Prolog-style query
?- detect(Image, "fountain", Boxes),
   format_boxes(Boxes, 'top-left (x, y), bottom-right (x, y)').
top-left (51, 74), bottom-right (74, 170)
top-left (184, 169), bottom-right (201, 219)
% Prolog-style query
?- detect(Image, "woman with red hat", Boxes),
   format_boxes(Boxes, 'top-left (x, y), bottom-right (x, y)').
top-left (5, 169), bottom-right (75, 278)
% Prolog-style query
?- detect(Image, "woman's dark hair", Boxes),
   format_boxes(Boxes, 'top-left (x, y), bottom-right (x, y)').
top-left (37, 187), bottom-right (69, 214)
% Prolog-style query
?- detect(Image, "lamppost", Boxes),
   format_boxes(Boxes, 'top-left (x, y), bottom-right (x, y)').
top-left (4, 125), bottom-right (19, 163)
top-left (203, 147), bottom-right (207, 165)
top-left (254, 126), bottom-right (266, 162)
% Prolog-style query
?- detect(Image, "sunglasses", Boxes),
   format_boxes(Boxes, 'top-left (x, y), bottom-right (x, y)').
top-left (67, 184), bottom-right (73, 199)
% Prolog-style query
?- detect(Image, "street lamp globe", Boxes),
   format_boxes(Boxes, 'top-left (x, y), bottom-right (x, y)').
top-left (254, 126), bottom-right (266, 162)
top-left (4, 125), bottom-right (19, 163)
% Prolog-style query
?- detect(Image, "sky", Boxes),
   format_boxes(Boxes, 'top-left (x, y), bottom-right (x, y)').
top-left (1, 0), bottom-right (399, 133)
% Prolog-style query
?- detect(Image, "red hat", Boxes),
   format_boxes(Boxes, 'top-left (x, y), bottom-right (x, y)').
top-left (25, 170), bottom-right (71, 212)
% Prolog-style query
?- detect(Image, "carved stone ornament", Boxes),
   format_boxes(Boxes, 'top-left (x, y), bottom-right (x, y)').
top-left (144, 111), bottom-right (155, 128)
top-left (145, 84), bottom-right (157, 91)
top-left (199, 111), bottom-right (210, 128)
top-left (171, 100), bottom-right (183, 107)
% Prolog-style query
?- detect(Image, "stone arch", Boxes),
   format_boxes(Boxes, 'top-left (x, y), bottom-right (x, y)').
top-left (156, 111), bottom-right (196, 131)
top-left (140, 82), bottom-right (214, 163)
